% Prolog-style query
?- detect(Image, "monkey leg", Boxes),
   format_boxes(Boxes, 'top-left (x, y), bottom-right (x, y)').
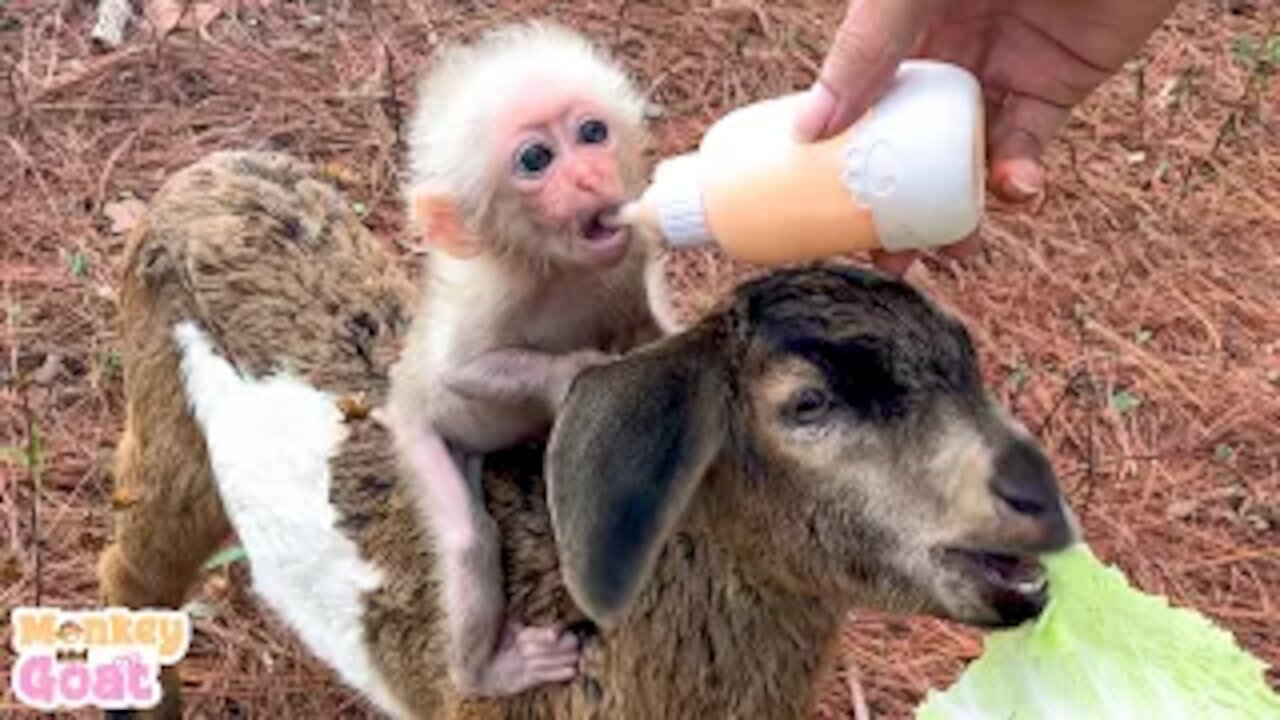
top-left (412, 431), bottom-right (580, 697)
top-left (98, 424), bottom-right (232, 720)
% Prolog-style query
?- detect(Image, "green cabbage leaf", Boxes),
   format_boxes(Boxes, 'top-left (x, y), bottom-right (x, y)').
top-left (916, 544), bottom-right (1280, 719)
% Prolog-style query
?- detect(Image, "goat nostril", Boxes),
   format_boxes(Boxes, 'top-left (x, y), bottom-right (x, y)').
top-left (991, 441), bottom-right (1060, 520)
top-left (994, 485), bottom-right (1048, 517)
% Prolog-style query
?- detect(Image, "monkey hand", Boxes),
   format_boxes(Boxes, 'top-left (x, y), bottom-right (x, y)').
top-left (548, 350), bottom-right (617, 411)
top-left (457, 621), bottom-right (583, 697)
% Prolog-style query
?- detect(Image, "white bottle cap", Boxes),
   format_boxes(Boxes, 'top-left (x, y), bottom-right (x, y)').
top-left (842, 60), bottom-right (985, 252)
top-left (644, 154), bottom-right (713, 248)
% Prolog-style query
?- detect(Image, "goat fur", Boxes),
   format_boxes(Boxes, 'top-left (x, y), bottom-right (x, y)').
top-left (100, 151), bottom-right (844, 719)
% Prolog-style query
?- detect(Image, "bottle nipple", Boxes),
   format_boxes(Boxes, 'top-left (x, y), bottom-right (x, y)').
top-left (613, 202), bottom-right (646, 228)
top-left (616, 154), bottom-right (714, 247)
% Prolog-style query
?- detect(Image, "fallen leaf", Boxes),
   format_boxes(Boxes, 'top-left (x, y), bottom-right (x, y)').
top-left (1110, 389), bottom-right (1141, 415)
top-left (66, 251), bottom-right (90, 278)
top-left (203, 544), bottom-right (248, 571)
top-left (111, 486), bottom-right (143, 510)
top-left (337, 393), bottom-right (373, 422)
top-left (51, 59), bottom-right (89, 86)
top-left (317, 162), bottom-right (362, 188)
top-left (31, 353), bottom-right (62, 385)
top-left (1166, 498), bottom-right (1199, 520)
top-left (181, 599), bottom-right (220, 621)
top-left (191, 1), bottom-right (224, 35)
top-left (0, 548), bottom-right (19, 588)
top-left (144, 0), bottom-right (224, 38)
top-left (144, 0), bottom-right (185, 37)
top-left (102, 197), bottom-right (147, 235)
top-left (0, 447), bottom-right (28, 476)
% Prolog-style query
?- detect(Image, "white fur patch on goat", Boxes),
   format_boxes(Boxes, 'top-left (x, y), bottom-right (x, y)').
top-left (174, 321), bottom-right (409, 719)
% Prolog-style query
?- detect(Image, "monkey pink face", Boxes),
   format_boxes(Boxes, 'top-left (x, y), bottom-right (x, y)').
top-left (496, 90), bottom-right (632, 268)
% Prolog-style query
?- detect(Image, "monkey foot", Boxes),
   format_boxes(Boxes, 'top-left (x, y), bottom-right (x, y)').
top-left (458, 622), bottom-right (582, 697)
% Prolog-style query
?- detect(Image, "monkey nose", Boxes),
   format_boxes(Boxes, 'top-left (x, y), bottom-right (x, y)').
top-left (569, 162), bottom-right (617, 197)
top-left (573, 169), bottom-right (606, 193)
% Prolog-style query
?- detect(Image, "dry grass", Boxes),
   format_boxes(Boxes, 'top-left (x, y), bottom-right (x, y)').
top-left (1, 1), bottom-right (1277, 718)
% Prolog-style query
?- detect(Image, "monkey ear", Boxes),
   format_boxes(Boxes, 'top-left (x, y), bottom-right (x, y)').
top-left (547, 330), bottom-right (727, 628)
top-left (643, 250), bottom-right (684, 336)
top-left (410, 194), bottom-right (482, 258)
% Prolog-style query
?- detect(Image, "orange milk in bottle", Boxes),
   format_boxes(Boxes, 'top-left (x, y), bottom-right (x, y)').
top-left (617, 61), bottom-right (986, 264)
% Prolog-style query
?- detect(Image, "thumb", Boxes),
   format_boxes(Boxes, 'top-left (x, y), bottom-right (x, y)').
top-left (794, 0), bottom-right (937, 142)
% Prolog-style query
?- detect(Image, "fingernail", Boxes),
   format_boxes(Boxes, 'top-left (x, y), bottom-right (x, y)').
top-left (1004, 168), bottom-right (1043, 200)
top-left (793, 82), bottom-right (837, 142)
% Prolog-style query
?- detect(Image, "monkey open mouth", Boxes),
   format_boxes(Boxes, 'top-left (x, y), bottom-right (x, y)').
top-left (576, 207), bottom-right (630, 265)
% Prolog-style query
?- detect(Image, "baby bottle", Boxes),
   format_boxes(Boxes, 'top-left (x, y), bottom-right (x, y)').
top-left (617, 61), bottom-right (986, 265)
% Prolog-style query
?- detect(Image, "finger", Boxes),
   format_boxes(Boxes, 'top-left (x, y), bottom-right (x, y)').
top-left (939, 232), bottom-right (981, 259)
top-left (528, 665), bottom-right (579, 683)
top-left (527, 653), bottom-right (582, 669)
top-left (987, 93), bottom-right (1070, 203)
top-left (794, 0), bottom-right (938, 142)
top-left (553, 632), bottom-right (582, 652)
top-left (516, 626), bottom-right (562, 648)
top-left (870, 249), bottom-right (920, 277)
top-left (530, 649), bottom-right (582, 664)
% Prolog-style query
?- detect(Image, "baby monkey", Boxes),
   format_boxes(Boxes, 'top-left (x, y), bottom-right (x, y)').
top-left (386, 23), bottom-right (665, 697)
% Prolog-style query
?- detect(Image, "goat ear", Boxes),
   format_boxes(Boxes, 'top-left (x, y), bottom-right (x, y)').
top-left (547, 331), bottom-right (726, 627)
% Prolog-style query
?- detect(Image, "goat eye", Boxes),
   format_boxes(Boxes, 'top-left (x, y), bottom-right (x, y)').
top-left (577, 118), bottom-right (609, 145)
top-left (784, 387), bottom-right (833, 425)
top-left (514, 141), bottom-right (555, 177)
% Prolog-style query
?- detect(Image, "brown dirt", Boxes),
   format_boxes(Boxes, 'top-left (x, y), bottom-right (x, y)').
top-left (1, 1), bottom-right (1277, 718)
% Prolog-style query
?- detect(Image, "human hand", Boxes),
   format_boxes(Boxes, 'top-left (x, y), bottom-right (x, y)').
top-left (794, 0), bottom-right (1179, 275)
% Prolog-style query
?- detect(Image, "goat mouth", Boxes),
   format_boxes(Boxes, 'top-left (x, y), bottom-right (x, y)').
top-left (945, 548), bottom-right (1048, 624)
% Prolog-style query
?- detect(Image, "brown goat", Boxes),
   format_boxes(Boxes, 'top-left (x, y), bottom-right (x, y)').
top-left (99, 150), bottom-right (1074, 719)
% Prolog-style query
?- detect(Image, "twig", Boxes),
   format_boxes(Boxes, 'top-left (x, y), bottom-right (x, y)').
top-left (1077, 387), bottom-right (1098, 516)
top-left (1034, 366), bottom-right (1087, 438)
top-left (846, 659), bottom-right (871, 720)
top-left (24, 45), bottom-right (150, 106)
top-left (95, 126), bottom-right (143, 212)
top-left (358, 1), bottom-right (404, 152)
top-left (18, 379), bottom-right (42, 606)
top-left (1176, 546), bottom-right (1280, 573)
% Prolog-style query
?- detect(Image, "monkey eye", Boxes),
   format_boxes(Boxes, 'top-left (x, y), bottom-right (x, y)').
top-left (577, 118), bottom-right (609, 145)
top-left (514, 141), bottom-right (556, 177)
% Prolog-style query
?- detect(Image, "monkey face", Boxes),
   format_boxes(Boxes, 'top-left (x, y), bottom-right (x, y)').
top-left (495, 88), bottom-right (637, 269)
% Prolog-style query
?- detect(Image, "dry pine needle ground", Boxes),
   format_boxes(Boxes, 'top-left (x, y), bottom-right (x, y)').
top-left (1, 1), bottom-right (1277, 718)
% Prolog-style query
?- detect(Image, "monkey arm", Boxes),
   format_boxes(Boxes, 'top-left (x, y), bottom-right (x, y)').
top-left (443, 347), bottom-right (611, 411)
